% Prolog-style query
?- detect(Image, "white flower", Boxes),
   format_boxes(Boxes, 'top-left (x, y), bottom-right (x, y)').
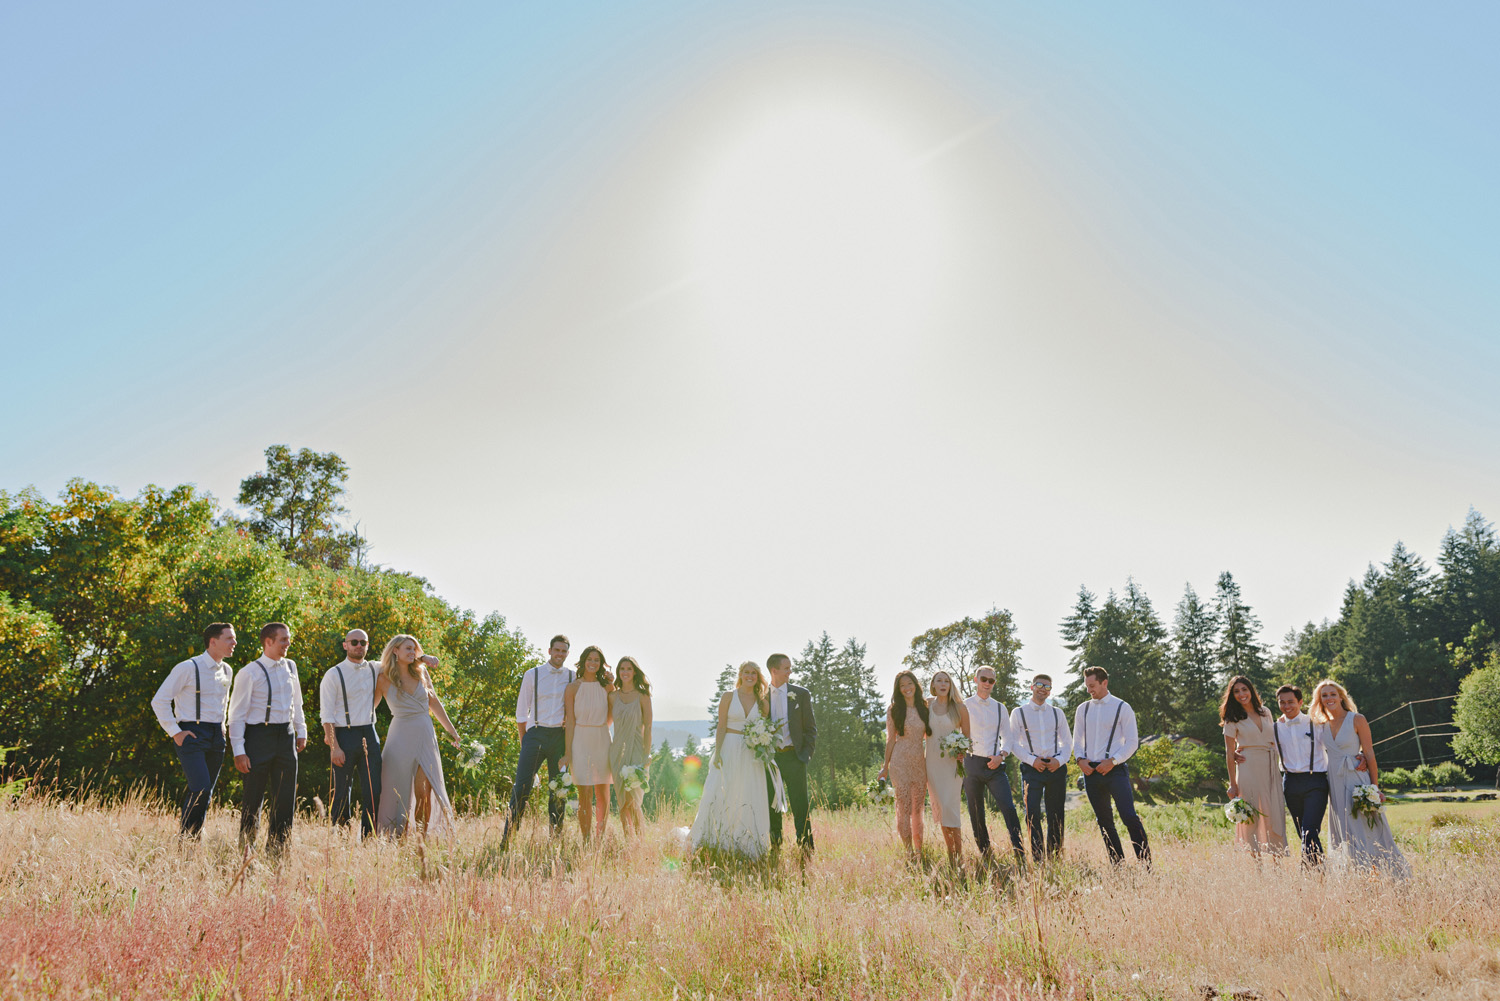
top-left (1224, 797), bottom-right (1259, 824)
top-left (459, 740), bottom-right (487, 769)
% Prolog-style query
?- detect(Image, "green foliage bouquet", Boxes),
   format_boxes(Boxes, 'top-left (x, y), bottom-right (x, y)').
top-left (1351, 783), bottom-right (1385, 828)
top-left (1224, 796), bottom-right (1259, 825)
top-left (619, 764), bottom-right (649, 795)
top-left (865, 777), bottom-right (894, 805)
top-left (938, 730), bottom-right (973, 776)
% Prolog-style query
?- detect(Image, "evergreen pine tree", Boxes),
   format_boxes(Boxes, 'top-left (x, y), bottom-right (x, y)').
top-left (1170, 583), bottom-right (1221, 740)
top-left (707, 663), bottom-right (737, 720)
top-left (1214, 571), bottom-right (1271, 695)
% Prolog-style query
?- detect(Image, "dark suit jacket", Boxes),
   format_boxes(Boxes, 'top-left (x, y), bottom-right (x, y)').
top-left (784, 683), bottom-right (816, 763)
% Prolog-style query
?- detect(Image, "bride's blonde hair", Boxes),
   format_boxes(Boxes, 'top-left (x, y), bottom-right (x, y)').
top-left (1309, 678), bottom-right (1356, 724)
top-left (737, 660), bottom-right (770, 717)
top-left (928, 671), bottom-right (961, 721)
top-left (380, 634), bottom-right (433, 694)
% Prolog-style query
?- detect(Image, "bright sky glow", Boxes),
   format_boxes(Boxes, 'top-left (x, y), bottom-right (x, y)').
top-left (3, 4), bottom-right (1498, 720)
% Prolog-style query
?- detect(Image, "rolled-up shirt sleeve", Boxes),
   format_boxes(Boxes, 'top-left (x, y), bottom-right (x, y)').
top-left (227, 668), bottom-right (254, 756)
top-left (515, 668), bottom-right (535, 724)
top-left (289, 661), bottom-right (308, 739)
top-left (319, 669), bottom-right (340, 727)
top-left (150, 661), bottom-right (189, 737)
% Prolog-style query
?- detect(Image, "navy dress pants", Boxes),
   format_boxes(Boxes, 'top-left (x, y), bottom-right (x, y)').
top-left (1283, 771), bottom-right (1330, 864)
top-left (502, 725), bottom-right (566, 844)
top-left (240, 723), bottom-right (298, 854)
top-left (962, 755), bottom-right (1024, 860)
top-left (1083, 763), bottom-right (1151, 864)
top-left (1019, 762), bottom-right (1068, 860)
top-left (173, 720), bottom-right (225, 837)
top-left (330, 724), bottom-right (382, 837)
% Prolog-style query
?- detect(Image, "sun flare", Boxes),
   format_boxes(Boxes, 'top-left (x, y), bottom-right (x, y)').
top-left (686, 100), bottom-right (947, 348)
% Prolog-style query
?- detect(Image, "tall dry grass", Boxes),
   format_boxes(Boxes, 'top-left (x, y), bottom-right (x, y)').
top-left (1, 790), bottom-right (1497, 1000)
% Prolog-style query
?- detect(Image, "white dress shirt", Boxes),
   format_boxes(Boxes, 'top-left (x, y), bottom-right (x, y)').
top-left (515, 663), bottom-right (573, 728)
top-left (963, 695), bottom-right (1009, 757)
top-left (1010, 700), bottom-right (1073, 767)
top-left (227, 656), bottom-right (308, 755)
top-left (1273, 712), bottom-right (1329, 773)
top-left (150, 653), bottom-right (233, 736)
top-left (770, 684), bottom-right (793, 749)
top-left (1071, 693), bottom-right (1139, 765)
top-left (320, 659), bottom-right (380, 728)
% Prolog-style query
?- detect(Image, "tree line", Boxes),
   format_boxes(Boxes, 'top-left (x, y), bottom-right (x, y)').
top-left (4, 449), bottom-right (1498, 814)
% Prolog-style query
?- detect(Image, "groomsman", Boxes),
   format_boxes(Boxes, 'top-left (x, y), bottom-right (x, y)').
top-left (962, 666), bottom-right (1024, 862)
top-left (149, 623), bottom-right (237, 837)
top-left (229, 622), bottom-right (308, 856)
top-left (1072, 667), bottom-right (1150, 866)
top-left (1010, 673), bottom-right (1072, 860)
top-left (320, 630), bottom-right (382, 838)
top-left (500, 635), bottom-right (574, 849)
top-left (767, 653), bottom-right (816, 854)
top-left (1274, 684), bottom-right (1330, 866)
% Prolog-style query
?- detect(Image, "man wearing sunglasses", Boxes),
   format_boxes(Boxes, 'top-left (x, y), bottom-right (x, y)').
top-left (1010, 674), bottom-right (1072, 860)
top-left (962, 667), bottom-right (1025, 863)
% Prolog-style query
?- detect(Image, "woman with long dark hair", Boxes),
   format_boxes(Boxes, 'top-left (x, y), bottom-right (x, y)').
top-left (878, 670), bottom-right (931, 856)
top-left (1220, 675), bottom-right (1287, 857)
top-left (609, 656), bottom-right (652, 839)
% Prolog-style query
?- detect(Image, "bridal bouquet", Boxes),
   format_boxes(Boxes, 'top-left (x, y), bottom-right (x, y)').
top-left (741, 713), bottom-right (790, 812)
top-left (619, 764), bottom-right (649, 795)
top-left (939, 730), bottom-right (973, 777)
top-left (547, 768), bottom-right (578, 810)
top-left (1224, 796), bottom-right (1260, 825)
top-left (458, 739), bottom-right (487, 770)
top-left (1351, 784), bottom-right (1385, 828)
top-left (866, 777), bottom-right (894, 805)
top-left (741, 714), bottom-right (781, 768)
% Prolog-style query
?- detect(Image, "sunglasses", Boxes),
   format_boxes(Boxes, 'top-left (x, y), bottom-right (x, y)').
top-left (348, 640), bottom-right (368, 646)
top-left (1032, 682), bottom-right (1051, 689)
top-left (976, 677), bottom-right (995, 684)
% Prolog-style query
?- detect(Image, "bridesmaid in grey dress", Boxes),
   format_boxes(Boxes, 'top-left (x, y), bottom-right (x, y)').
top-left (375, 635), bottom-right (461, 838)
top-left (1312, 679), bottom-right (1410, 879)
top-left (609, 656), bottom-right (653, 839)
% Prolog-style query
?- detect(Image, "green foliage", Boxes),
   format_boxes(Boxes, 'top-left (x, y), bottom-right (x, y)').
top-left (1214, 571), bottom-right (1270, 695)
top-left (0, 476), bottom-right (532, 810)
top-left (798, 633), bottom-right (884, 803)
top-left (903, 606), bottom-right (1022, 701)
top-left (1454, 651), bottom-right (1500, 767)
top-left (1383, 767), bottom-right (1416, 790)
top-left (1059, 581), bottom-right (1174, 735)
top-left (707, 663), bottom-right (736, 720)
top-left (1430, 760), bottom-right (1470, 786)
top-left (235, 445), bottom-right (367, 569)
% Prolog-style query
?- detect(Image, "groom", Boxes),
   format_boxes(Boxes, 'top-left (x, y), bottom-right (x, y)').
top-left (766, 653), bottom-right (816, 853)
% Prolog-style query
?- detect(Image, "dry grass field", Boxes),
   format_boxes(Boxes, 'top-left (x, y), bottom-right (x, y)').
top-left (1, 792), bottom-right (1497, 1000)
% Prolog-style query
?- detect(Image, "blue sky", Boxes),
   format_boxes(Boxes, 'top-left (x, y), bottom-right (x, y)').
top-left (4, 3), bottom-right (1498, 717)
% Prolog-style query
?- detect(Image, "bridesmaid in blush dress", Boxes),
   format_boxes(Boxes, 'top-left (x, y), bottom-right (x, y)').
top-left (924, 671), bottom-right (971, 865)
top-left (564, 646), bottom-right (614, 843)
top-left (878, 670), bottom-right (930, 858)
top-left (1220, 675), bottom-right (1288, 858)
top-left (374, 635), bottom-right (461, 838)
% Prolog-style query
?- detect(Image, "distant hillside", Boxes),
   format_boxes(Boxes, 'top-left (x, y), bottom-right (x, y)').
top-left (652, 720), bottom-right (715, 751)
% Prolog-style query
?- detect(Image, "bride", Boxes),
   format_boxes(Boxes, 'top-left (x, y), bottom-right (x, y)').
top-left (688, 661), bottom-right (773, 858)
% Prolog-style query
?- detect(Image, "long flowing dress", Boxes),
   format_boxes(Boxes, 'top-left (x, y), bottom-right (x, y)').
top-left (377, 680), bottom-right (455, 837)
top-left (689, 695), bottom-right (771, 858)
top-left (925, 704), bottom-right (963, 828)
top-left (888, 705), bottom-right (927, 843)
top-left (609, 693), bottom-right (647, 815)
top-left (570, 682), bottom-right (613, 786)
top-left (1321, 714), bottom-right (1411, 879)
top-left (1224, 709), bottom-right (1288, 855)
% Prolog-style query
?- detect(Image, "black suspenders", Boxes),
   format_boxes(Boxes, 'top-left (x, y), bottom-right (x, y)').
top-left (992, 703), bottom-right (1003, 755)
top-left (257, 659), bottom-right (274, 724)
top-left (1273, 718), bottom-right (1318, 772)
top-left (337, 665), bottom-right (351, 726)
top-left (1021, 705), bottom-right (1065, 759)
top-left (191, 656), bottom-right (203, 720)
top-left (530, 667), bottom-right (574, 724)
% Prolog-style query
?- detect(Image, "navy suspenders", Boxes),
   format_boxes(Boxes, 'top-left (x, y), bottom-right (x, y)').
top-left (529, 666), bottom-right (574, 725)
top-left (1021, 705), bottom-right (1065, 760)
top-left (1084, 700), bottom-right (1124, 763)
top-left (1273, 718), bottom-right (1317, 772)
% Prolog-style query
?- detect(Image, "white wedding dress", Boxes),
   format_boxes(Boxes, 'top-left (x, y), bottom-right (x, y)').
top-left (688, 694), bottom-right (771, 859)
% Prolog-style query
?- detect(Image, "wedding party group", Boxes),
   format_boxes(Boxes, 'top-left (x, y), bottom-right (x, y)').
top-left (151, 623), bottom-right (1409, 878)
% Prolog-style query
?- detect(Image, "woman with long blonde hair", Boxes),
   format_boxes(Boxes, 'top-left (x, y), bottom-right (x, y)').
top-left (1310, 679), bottom-right (1408, 878)
top-left (686, 661), bottom-right (772, 858)
top-left (924, 671), bottom-right (971, 864)
top-left (374, 634), bottom-right (461, 837)
top-left (609, 656), bottom-right (653, 839)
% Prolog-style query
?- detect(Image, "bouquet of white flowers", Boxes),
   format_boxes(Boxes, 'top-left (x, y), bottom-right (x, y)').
top-left (1224, 796), bottom-right (1260, 825)
top-left (866, 777), bottom-right (895, 805)
top-left (619, 764), bottom-right (649, 795)
top-left (740, 712), bottom-right (790, 812)
top-left (939, 730), bottom-right (973, 777)
top-left (547, 768), bottom-right (578, 809)
top-left (1351, 784), bottom-right (1385, 828)
top-left (458, 739), bottom-right (487, 770)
